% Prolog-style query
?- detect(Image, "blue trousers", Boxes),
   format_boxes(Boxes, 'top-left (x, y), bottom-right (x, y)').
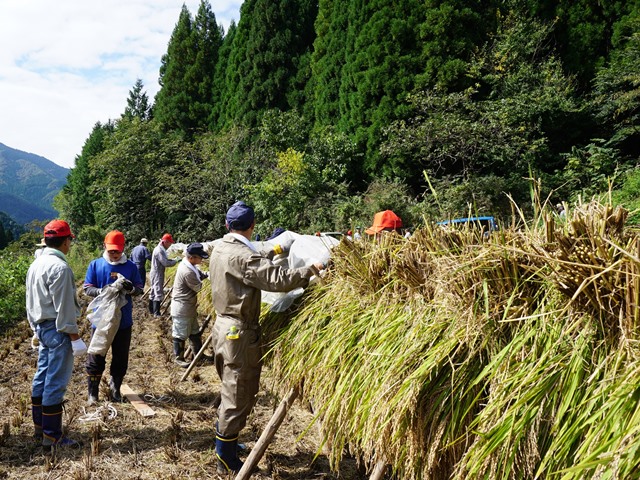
top-left (31, 320), bottom-right (74, 406)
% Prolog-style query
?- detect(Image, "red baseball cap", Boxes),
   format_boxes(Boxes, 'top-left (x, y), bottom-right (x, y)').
top-left (365, 210), bottom-right (403, 235)
top-left (104, 230), bottom-right (126, 252)
top-left (43, 220), bottom-right (75, 238)
top-left (162, 233), bottom-right (174, 244)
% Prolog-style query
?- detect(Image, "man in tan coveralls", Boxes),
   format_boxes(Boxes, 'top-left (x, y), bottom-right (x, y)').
top-left (209, 201), bottom-right (324, 474)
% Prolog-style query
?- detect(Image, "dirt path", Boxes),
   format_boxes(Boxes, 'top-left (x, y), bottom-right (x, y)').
top-left (0, 297), bottom-right (366, 479)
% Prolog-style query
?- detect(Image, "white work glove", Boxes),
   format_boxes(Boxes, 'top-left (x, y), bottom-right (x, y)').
top-left (31, 334), bottom-right (40, 350)
top-left (71, 338), bottom-right (88, 357)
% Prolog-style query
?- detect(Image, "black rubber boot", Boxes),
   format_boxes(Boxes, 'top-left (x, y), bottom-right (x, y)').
top-left (153, 301), bottom-right (162, 317)
top-left (109, 376), bottom-right (124, 402)
top-left (87, 375), bottom-right (101, 405)
top-left (173, 338), bottom-right (190, 368)
top-left (148, 299), bottom-right (154, 314)
top-left (216, 431), bottom-right (244, 474)
top-left (42, 403), bottom-right (80, 448)
top-left (32, 396), bottom-right (43, 441)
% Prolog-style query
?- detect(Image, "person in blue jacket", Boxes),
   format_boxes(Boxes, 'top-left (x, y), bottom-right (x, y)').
top-left (83, 230), bottom-right (143, 404)
top-left (130, 238), bottom-right (152, 289)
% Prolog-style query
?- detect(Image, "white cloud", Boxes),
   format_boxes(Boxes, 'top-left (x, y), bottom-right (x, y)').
top-left (0, 0), bottom-right (242, 168)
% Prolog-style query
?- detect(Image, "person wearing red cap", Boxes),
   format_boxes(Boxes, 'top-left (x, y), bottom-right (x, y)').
top-left (83, 230), bottom-right (143, 404)
top-left (365, 210), bottom-right (403, 237)
top-left (149, 233), bottom-right (179, 317)
top-left (26, 219), bottom-right (86, 449)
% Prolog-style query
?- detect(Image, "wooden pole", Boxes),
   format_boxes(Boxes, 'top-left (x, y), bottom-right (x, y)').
top-left (235, 385), bottom-right (300, 480)
top-left (160, 287), bottom-right (174, 315)
top-left (180, 331), bottom-right (214, 382)
top-left (369, 460), bottom-right (387, 480)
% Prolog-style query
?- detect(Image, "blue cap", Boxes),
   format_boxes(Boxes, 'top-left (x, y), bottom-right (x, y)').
top-left (226, 201), bottom-right (255, 231)
top-left (186, 242), bottom-right (209, 259)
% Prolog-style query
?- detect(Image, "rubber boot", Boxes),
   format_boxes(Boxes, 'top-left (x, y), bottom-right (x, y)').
top-left (216, 431), bottom-right (244, 474)
top-left (42, 403), bottom-right (80, 448)
top-left (173, 338), bottom-right (190, 368)
top-left (109, 376), bottom-right (124, 403)
top-left (148, 299), bottom-right (154, 314)
top-left (32, 396), bottom-right (43, 441)
top-left (87, 375), bottom-right (101, 405)
top-left (189, 334), bottom-right (213, 363)
top-left (153, 301), bottom-right (162, 317)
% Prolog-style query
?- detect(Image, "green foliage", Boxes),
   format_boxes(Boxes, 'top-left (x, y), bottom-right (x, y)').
top-left (224, 0), bottom-right (318, 128)
top-left (559, 141), bottom-right (625, 201)
top-left (89, 120), bottom-right (185, 240)
top-left (527, 0), bottom-right (633, 88)
top-left (0, 251), bottom-right (30, 331)
top-left (611, 168), bottom-right (640, 224)
top-left (249, 113), bottom-right (357, 235)
top-left (592, 10), bottom-right (640, 157)
top-left (156, 127), bottom-right (262, 240)
top-left (417, 0), bottom-right (495, 90)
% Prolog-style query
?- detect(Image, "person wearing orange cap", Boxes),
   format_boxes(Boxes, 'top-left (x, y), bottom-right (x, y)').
top-left (365, 210), bottom-right (403, 237)
top-left (149, 233), bottom-right (180, 317)
top-left (83, 230), bottom-right (143, 404)
top-left (26, 219), bottom-right (85, 449)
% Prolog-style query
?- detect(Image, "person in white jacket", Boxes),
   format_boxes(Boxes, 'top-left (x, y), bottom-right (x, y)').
top-left (170, 242), bottom-right (210, 367)
top-left (148, 233), bottom-right (179, 317)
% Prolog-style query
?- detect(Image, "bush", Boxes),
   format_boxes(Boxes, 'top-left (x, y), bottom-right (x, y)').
top-left (0, 251), bottom-right (30, 332)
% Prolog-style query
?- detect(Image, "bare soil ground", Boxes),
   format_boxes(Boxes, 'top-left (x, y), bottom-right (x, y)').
top-left (0, 296), bottom-right (367, 480)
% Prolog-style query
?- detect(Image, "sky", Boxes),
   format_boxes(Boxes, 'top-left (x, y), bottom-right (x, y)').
top-left (0, 0), bottom-right (243, 169)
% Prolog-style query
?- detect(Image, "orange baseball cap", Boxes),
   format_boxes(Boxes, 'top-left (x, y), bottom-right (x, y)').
top-left (162, 233), bottom-right (174, 244)
top-left (104, 230), bottom-right (126, 251)
top-left (44, 219), bottom-right (75, 238)
top-left (365, 210), bottom-right (403, 235)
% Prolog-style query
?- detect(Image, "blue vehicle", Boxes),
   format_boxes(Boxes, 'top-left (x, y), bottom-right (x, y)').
top-left (437, 216), bottom-right (497, 235)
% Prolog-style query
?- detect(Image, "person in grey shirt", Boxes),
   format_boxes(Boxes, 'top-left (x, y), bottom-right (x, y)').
top-left (149, 233), bottom-right (179, 317)
top-left (170, 242), bottom-right (210, 367)
top-left (26, 219), bottom-right (86, 449)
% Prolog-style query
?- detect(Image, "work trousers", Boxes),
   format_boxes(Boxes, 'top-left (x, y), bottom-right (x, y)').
top-left (136, 265), bottom-right (146, 289)
top-left (213, 315), bottom-right (262, 437)
top-left (32, 320), bottom-right (74, 406)
top-left (86, 326), bottom-right (132, 378)
top-left (149, 268), bottom-right (165, 302)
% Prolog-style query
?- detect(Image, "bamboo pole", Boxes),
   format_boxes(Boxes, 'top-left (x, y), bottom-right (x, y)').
top-left (160, 287), bottom-right (174, 315)
top-left (235, 385), bottom-right (300, 479)
top-left (180, 332), bottom-right (214, 382)
top-left (369, 461), bottom-right (387, 480)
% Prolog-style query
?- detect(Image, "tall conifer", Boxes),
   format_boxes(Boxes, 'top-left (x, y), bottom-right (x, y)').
top-left (311, 0), bottom-right (348, 127)
top-left (154, 5), bottom-right (196, 134)
top-left (122, 78), bottom-right (151, 121)
top-left (338, 0), bottom-right (427, 176)
top-left (225, 0), bottom-right (318, 127)
top-left (210, 21), bottom-right (237, 130)
top-left (189, 0), bottom-right (223, 129)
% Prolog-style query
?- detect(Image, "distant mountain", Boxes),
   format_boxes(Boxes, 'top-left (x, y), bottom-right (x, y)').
top-left (0, 143), bottom-right (68, 224)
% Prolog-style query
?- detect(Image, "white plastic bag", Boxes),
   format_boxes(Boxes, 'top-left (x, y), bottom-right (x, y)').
top-left (87, 274), bottom-right (129, 356)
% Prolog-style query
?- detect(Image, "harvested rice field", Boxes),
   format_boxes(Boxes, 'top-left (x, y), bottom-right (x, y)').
top-left (0, 295), bottom-right (365, 479)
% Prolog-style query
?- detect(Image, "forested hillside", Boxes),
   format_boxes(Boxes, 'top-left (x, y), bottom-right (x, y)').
top-left (0, 143), bottom-right (67, 224)
top-left (55, 0), bottom-right (640, 242)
